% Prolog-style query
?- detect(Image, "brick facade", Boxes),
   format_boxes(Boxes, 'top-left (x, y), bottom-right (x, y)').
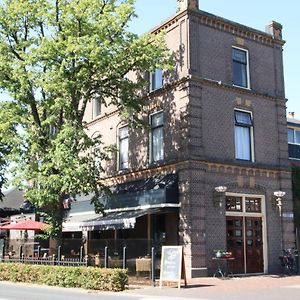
top-left (84, 2), bottom-right (295, 278)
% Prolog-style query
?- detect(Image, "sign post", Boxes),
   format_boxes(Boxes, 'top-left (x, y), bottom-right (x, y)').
top-left (159, 245), bottom-right (187, 289)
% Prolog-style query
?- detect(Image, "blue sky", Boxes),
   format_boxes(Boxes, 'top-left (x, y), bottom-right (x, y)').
top-left (131, 0), bottom-right (300, 116)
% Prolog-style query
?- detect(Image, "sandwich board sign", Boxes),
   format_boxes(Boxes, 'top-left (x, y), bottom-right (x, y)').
top-left (159, 246), bottom-right (187, 288)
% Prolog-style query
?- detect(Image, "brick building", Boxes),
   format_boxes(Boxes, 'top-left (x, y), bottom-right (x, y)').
top-left (64, 0), bottom-right (295, 277)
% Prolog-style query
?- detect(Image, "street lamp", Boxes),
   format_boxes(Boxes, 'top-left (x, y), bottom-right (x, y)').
top-left (274, 190), bottom-right (285, 215)
top-left (214, 186), bottom-right (227, 207)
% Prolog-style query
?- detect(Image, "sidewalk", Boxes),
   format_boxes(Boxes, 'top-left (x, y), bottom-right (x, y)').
top-left (126, 275), bottom-right (300, 300)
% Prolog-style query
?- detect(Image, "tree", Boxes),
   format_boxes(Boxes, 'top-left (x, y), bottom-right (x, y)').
top-left (0, 144), bottom-right (7, 201)
top-left (0, 101), bottom-right (20, 201)
top-left (0, 0), bottom-right (172, 237)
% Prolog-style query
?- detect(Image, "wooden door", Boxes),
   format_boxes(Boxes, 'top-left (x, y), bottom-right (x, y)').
top-left (226, 216), bottom-right (263, 274)
top-left (245, 217), bottom-right (263, 273)
top-left (226, 216), bottom-right (245, 274)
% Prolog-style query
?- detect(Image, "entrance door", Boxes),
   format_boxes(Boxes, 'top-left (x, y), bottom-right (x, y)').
top-left (245, 217), bottom-right (263, 273)
top-left (227, 216), bottom-right (245, 274)
top-left (226, 216), bottom-right (264, 274)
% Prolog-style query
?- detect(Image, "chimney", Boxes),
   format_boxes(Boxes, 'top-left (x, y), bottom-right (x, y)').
top-left (177, 0), bottom-right (199, 11)
top-left (265, 21), bottom-right (283, 40)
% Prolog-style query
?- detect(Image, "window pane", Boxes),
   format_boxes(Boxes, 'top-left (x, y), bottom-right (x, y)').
top-left (150, 68), bottom-right (163, 91)
top-left (152, 127), bottom-right (164, 161)
top-left (151, 112), bottom-right (163, 127)
top-left (233, 63), bottom-right (247, 87)
top-left (295, 130), bottom-right (300, 144)
top-left (119, 126), bottom-right (129, 169)
top-left (288, 128), bottom-right (294, 143)
top-left (235, 230), bottom-right (242, 237)
top-left (155, 69), bottom-right (163, 89)
top-left (232, 48), bottom-right (247, 63)
top-left (119, 138), bottom-right (128, 169)
top-left (245, 198), bottom-right (261, 212)
top-left (226, 196), bottom-right (243, 211)
top-left (235, 126), bottom-right (251, 160)
top-left (119, 126), bottom-right (128, 139)
top-left (232, 48), bottom-right (248, 88)
top-left (235, 111), bottom-right (252, 126)
top-left (93, 97), bottom-right (101, 118)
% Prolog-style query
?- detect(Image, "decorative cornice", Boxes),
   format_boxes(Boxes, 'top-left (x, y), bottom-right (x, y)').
top-left (101, 159), bottom-right (290, 185)
top-left (190, 10), bottom-right (285, 47)
top-left (152, 9), bottom-right (285, 47)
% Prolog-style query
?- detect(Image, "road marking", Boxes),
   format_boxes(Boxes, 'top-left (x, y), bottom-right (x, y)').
top-left (282, 285), bottom-right (300, 289)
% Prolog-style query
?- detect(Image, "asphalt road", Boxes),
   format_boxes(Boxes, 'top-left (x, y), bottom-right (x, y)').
top-left (0, 282), bottom-right (198, 300)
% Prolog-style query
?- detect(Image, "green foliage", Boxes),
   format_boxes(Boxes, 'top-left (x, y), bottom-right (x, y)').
top-left (0, 0), bottom-right (173, 234)
top-left (0, 101), bottom-right (22, 200)
top-left (0, 263), bottom-right (128, 291)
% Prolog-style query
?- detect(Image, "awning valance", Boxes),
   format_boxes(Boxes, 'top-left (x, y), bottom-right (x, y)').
top-left (62, 214), bottom-right (97, 232)
top-left (79, 208), bottom-right (161, 231)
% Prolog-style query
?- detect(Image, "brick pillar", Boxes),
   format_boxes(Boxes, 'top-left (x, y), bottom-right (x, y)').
top-left (179, 166), bottom-right (207, 278)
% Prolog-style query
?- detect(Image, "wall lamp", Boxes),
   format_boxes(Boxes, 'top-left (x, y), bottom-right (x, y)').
top-left (213, 186), bottom-right (227, 207)
top-left (273, 190), bottom-right (285, 214)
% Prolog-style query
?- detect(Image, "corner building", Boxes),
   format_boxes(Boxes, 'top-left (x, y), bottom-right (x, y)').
top-left (80, 0), bottom-right (295, 277)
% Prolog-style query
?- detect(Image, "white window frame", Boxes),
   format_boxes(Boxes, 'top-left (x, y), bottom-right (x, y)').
top-left (149, 68), bottom-right (163, 92)
top-left (118, 125), bottom-right (129, 170)
top-left (149, 110), bottom-right (164, 163)
top-left (232, 46), bottom-right (251, 90)
top-left (234, 109), bottom-right (254, 162)
top-left (225, 192), bottom-right (268, 274)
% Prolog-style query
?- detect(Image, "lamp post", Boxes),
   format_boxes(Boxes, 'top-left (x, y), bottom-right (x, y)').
top-left (274, 190), bottom-right (285, 251)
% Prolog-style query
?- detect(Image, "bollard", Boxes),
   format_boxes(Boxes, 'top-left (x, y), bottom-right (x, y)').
top-left (151, 247), bottom-right (156, 287)
top-left (57, 245), bottom-right (61, 262)
top-left (85, 255), bottom-right (89, 267)
top-left (1, 243), bottom-right (5, 261)
top-left (37, 245), bottom-right (41, 258)
top-left (104, 246), bottom-right (108, 268)
top-left (123, 246), bottom-right (127, 269)
top-left (95, 254), bottom-right (100, 267)
top-left (19, 246), bottom-right (23, 262)
top-left (80, 246), bottom-right (84, 262)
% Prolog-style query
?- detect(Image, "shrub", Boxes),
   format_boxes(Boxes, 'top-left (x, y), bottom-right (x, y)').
top-left (0, 263), bottom-right (128, 291)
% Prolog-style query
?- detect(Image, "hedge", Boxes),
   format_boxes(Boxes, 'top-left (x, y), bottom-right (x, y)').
top-left (0, 263), bottom-right (128, 291)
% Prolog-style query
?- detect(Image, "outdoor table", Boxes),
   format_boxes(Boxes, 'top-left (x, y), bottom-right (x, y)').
top-left (212, 256), bottom-right (235, 278)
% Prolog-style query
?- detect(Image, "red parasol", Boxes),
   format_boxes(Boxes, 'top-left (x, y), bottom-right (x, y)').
top-left (0, 219), bottom-right (51, 231)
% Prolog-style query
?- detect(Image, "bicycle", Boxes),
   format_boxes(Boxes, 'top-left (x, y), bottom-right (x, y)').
top-left (279, 248), bottom-right (299, 275)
